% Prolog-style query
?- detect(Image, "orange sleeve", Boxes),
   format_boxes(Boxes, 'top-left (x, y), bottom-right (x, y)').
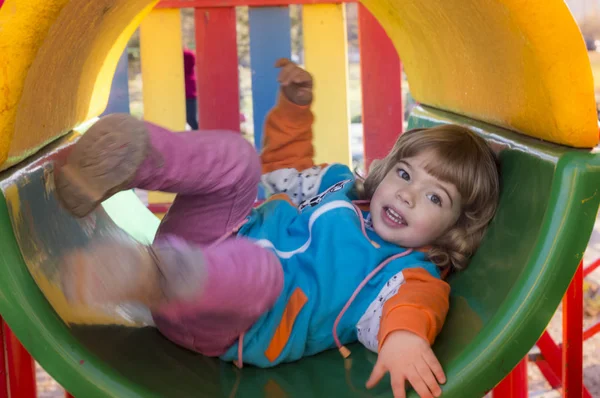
top-left (378, 268), bottom-right (450, 350)
top-left (261, 92), bottom-right (315, 173)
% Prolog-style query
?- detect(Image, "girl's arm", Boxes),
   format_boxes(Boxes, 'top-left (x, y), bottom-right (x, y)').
top-left (378, 268), bottom-right (450, 346)
top-left (356, 267), bottom-right (450, 352)
top-left (261, 92), bottom-right (316, 174)
top-left (261, 60), bottom-right (353, 204)
top-left (357, 268), bottom-right (450, 398)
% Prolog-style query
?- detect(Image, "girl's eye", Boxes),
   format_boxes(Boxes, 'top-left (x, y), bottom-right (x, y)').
top-left (427, 193), bottom-right (442, 206)
top-left (397, 168), bottom-right (410, 181)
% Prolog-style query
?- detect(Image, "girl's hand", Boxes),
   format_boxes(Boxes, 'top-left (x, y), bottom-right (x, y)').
top-left (366, 330), bottom-right (446, 398)
top-left (275, 58), bottom-right (313, 106)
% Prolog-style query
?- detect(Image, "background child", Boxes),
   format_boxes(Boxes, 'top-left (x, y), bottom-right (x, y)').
top-left (183, 48), bottom-right (198, 130)
top-left (55, 60), bottom-right (499, 398)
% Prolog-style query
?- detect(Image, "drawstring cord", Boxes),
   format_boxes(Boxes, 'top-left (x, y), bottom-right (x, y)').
top-left (233, 332), bottom-right (246, 369)
top-left (332, 199), bottom-right (413, 358)
top-left (351, 200), bottom-right (380, 249)
top-left (211, 218), bottom-right (249, 248)
top-left (331, 249), bottom-right (413, 359)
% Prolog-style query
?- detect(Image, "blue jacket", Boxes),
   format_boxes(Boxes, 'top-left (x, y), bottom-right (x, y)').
top-left (220, 164), bottom-right (440, 367)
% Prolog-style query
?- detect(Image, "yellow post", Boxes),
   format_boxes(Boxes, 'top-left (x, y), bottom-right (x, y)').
top-left (302, 4), bottom-right (351, 166)
top-left (140, 8), bottom-right (186, 209)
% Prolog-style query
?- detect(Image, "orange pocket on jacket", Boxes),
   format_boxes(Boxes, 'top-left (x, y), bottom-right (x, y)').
top-left (264, 287), bottom-right (308, 362)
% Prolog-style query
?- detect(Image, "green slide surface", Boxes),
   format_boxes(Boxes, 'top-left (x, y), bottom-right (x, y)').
top-left (0, 105), bottom-right (599, 397)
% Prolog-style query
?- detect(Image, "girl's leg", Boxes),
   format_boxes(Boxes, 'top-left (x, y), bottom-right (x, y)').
top-left (151, 236), bottom-right (284, 356)
top-left (61, 235), bottom-right (283, 357)
top-left (55, 114), bottom-right (260, 245)
top-left (139, 123), bottom-right (260, 245)
top-left (57, 114), bottom-right (275, 354)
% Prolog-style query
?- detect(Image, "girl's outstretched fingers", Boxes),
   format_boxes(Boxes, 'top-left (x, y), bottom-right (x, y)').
top-left (366, 361), bottom-right (387, 389)
top-left (366, 330), bottom-right (445, 397)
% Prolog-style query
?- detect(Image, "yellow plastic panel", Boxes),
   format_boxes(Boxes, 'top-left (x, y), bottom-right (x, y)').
top-left (361, 0), bottom-right (598, 148)
top-left (0, 0), bottom-right (69, 169)
top-left (140, 8), bottom-right (185, 207)
top-left (303, 4), bottom-right (351, 166)
top-left (140, 9), bottom-right (186, 130)
top-left (0, 0), bottom-right (158, 171)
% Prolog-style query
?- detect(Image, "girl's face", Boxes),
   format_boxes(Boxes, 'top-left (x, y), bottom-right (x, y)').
top-left (370, 150), bottom-right (462, 248)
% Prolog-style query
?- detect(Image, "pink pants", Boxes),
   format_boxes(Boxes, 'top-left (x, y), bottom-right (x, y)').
top-left (130, 123), bottom-right (283, 356)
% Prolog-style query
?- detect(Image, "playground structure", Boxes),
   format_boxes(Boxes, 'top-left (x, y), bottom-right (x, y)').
top-left (0, 0), bottom-right (600, 397)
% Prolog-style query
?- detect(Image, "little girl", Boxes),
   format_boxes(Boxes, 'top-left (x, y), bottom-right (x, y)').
top-left (55, 59), bottom-right (500, 398)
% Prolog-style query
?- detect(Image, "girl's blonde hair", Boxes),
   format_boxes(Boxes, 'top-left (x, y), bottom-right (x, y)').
top-left (358, 124), bottom-right (500, 272)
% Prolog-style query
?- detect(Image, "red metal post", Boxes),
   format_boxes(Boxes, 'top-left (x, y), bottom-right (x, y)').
top-left (492, 359), bottom-right (528, 398)
top-left (535, 330), bottom-right (592, 397)
top-left (2, 323), bottom-right (36, 398)
top-left (65, 393), bottom-right (75, 398)
top-left (358, 4), bottom-right (403, 170)
top-left (583, 321), bottom-right (600, 341)
top-left (533, 357), bottom-right (562, 389)
top-left (0, 317), bottom-right (9, 398)
top-left (195, 7), bottom-right (240, 131)
top-left (582, 258), bottom-right (600, 341)
top-left (583, 258), bottom-right (600, 278)
top-left (536, 331), bottom-right (566, 389)
top-left (562, 262), bottom-right (584, 398)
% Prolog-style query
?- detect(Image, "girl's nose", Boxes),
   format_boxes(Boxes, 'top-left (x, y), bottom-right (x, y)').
top-left (396, 188), bottom-right (414, 208)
